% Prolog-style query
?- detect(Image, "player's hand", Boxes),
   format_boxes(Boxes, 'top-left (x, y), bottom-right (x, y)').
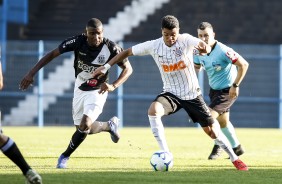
top-left (93, 66), bottom-right (106, 79)
top-left (99, 82), bottom-right (115, 94)
top-left (229, 87), bottom-right (239, 99)
top-left (195, 41), bottom-right (211, 55)
top-left (19, 73), bottom-right (34, 90)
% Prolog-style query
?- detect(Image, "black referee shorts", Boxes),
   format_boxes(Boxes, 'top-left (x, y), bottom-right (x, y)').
top-left (209, 87), bottom-right (237, 114)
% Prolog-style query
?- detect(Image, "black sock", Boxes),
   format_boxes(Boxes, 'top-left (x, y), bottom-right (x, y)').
top-left (1, 138), bottom-right (31, 175)
top-left (62, 129), bottom-right (87, 157)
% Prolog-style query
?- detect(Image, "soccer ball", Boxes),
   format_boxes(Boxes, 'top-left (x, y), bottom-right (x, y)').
top-left (150, 150), bottom-right (173, 171)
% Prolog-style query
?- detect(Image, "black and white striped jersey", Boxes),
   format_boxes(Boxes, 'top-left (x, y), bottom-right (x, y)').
top-left (132, 33), bottom-right (202, 100)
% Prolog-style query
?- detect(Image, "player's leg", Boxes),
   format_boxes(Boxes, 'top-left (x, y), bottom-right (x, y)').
top-left (0, 133), bottom-right (42, 183)
top-left (57, 90), bottom-right (107, 169)
top-left (207, 109), bottom-right (223, 159)
top-left (88, 117), bottom-right (120, 143)
top-left (85, 90), bottom-right (120, 143)
top-left (148, 93), bottom-right (180, 152)
top-left (217, 112), bottom-right (244, 156)
top-left (88, 120), bottom-right (110, 133)
top-left (208, 87), bottom-right (244, 159)
top-left (148, 101), bottom-right (168, 151)
top-left (184, 95), bottom-right (248, 170)
top-left (202, 121), bottom-right (248, 170)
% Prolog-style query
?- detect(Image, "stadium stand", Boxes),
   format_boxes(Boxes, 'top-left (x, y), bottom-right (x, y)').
top-left (1, 0), bottom-right (282, 127)
top-left (19, 0), bottom-right (133, 40)
top-left (7, 0), bottom-right (282, 44)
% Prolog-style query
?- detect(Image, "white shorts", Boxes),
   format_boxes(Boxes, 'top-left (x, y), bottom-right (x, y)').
top-left (72, 89), bottom-right (108, 125)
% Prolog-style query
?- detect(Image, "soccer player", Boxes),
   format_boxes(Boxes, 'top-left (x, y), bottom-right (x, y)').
top-left (19, 18), bottom-right (133, 169)
top-left (194, 22), bottom-right (249, 160)
top-left (93, 15), bottom-right (248, 170)
top-left (0, 59), bottom-right (42, 183)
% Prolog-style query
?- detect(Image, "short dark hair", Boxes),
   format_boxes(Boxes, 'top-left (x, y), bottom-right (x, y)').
top-left (198, 22), bottom-right (213, 30)
top-left (161, 15), bottom-right (179, 29)
top-left (87, 18), bottom-right (103, 28)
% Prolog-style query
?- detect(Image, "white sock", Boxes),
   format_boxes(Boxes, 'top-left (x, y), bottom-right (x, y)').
top-left (213, 120), bottom-right (238, 162)
top-left (221, 122), bottom-right (240, 148)
top-left (148, 115), bottom-right (169, 152)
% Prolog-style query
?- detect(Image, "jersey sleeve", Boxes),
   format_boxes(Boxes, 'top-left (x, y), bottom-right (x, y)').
top-left (219, 43), bottom-right (239, 64)
top-left (225, 49), bottom-right (239, 63)
top-left (182, 33), bottom-right (201, 47)
top-left (132, 40), bottom-right (154, 56)
top-left (58, 35), bottom-right (81, 54)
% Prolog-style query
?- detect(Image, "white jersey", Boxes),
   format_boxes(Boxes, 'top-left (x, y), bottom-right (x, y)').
top-left (132, 33), bottom-right (202, 100)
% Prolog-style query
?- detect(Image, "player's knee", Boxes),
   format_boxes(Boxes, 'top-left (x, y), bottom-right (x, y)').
top-left (79, 116), bottom-right (92, 132)
top-left (148, 102), bottom-right (164, 116)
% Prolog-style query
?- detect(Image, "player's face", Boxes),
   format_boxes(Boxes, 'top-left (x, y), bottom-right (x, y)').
top-left (86, 26), bottom-right (103, 47)
top-left (197, 28), bottom-right (215, 46)
top-left (162, 28), bottom-right (179, 47)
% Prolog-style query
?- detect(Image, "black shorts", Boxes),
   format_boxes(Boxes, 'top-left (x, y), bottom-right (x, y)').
top-left (209, 87), bottom-right (236, 114)
top-left (154, 92), bottom-right (214, 127)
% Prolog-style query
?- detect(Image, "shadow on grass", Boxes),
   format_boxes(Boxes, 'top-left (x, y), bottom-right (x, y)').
top-left (1, 168), bottom-right (282, 184)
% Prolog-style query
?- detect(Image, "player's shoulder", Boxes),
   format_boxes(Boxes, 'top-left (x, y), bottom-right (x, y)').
top-left (103, 38), bottom-right (120, 48)
top-left (215, 41), bottom-right (238, 61)
top-left (103, 37), bottom-right (123, 51)
top-left (67, 33), bottom-right (85, 41)
top-left (215, 41), bottom-right (232, 52)
top-left (178, 33), bottom-right (195, 40)
top-left (178, 33), bottom-right (199, 47)
top-left (61, 33), bottom-right (86, 45)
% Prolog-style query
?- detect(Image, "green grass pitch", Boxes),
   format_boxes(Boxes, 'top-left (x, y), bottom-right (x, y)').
top-left (0, 127), bottom-right (282, 184)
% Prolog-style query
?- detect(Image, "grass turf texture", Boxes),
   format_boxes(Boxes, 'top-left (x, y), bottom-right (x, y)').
top-left (0, 127), bottom-right (281, 184)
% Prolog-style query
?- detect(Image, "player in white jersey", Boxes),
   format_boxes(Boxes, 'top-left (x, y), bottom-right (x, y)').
top-left (93, 15), bottom-right (248, 170)
top-left (19, 18), bottom-right (133, 169)
top-left (0, 58), bottom-right (42, 183)
top-left (194, 22), bottom-right (249, 160)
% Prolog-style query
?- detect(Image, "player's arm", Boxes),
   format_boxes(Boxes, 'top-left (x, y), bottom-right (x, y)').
top-left (112, 61), bottom-right (133, 89)
top-left (232, 55), bottom-right (249, 87)
top-left (0, 62), bottom-right (3, 90)
top-left (99, 61), bottom-right (133, 94)
top-left (229, 55), bottom-right (249, 99)
top-left (93, 48), bottom-right (133, 78)
top-left (19, 48), bottom-right (61, 90)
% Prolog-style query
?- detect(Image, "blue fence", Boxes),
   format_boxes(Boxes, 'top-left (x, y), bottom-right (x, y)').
top-left (0, 41), bottom-right (281, 128)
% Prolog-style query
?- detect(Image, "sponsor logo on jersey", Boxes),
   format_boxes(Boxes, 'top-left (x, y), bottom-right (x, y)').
top-left (87, 79), bottom-right (98, 87)
top-left (78, 60), bottom-right (95, 73)
top-left (62, 39), bottom-right (76, 48)
top-left (65, 39), bottom-right (75, 45)
top-left (161, 60), bottom-right (187, 72)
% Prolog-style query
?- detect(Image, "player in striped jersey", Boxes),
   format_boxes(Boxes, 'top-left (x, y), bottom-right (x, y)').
top-left (194, 22), bottom-right (249, 160)
top-left (93, 15), bottom-right (248, 170)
